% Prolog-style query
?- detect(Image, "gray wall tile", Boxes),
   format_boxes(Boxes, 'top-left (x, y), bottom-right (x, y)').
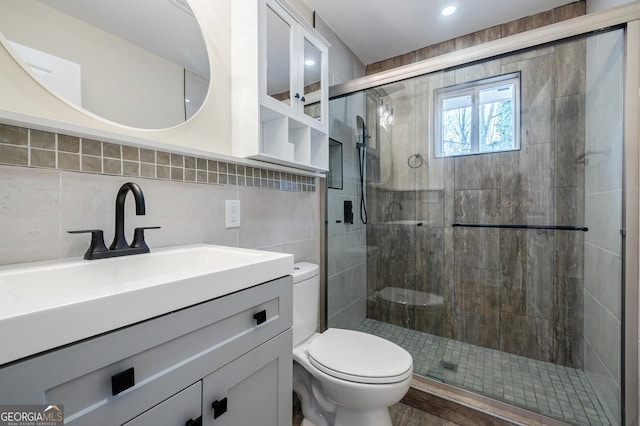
top-left (0, 166), bottom-right (61, 264)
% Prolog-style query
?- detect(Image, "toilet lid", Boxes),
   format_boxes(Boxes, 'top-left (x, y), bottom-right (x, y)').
top-left (306, 328), bottom-right (413, 384)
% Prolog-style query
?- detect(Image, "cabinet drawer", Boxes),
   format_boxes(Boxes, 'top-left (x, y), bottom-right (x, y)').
top-left (0, 276), bottom-right (292, 426)
top-left (123, 381), bottom-right (201, 426)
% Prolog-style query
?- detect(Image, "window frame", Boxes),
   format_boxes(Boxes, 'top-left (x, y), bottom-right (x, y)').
top-left (434, 72), bottom-right (521, 158)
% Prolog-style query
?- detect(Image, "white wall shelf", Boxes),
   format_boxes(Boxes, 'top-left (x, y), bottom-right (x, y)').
top-left (231, 0), bottom-right (329, 172)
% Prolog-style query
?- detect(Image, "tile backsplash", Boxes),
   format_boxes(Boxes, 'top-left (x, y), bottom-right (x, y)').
top-left (0, 123), bottom-right (316, 193)
top-left (0, 122), bottom-right (321, 266)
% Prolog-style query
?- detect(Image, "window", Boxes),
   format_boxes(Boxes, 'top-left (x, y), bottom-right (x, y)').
top-left (435, 73), bottom-right (520, 157)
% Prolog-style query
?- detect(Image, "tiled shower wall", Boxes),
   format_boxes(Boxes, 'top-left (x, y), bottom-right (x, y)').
top-left (365, 37), bottom-right (587, 368)
top-left (583, 28), bottom-right (625, 424)
top-left (326, 93), bottom-right (368, 328)
top-left (0, 123), bottom-right (320, 267)
top-left (366, 188), bottom-right (445, 335)
top-left (318, 14), bottom-right (368, 329)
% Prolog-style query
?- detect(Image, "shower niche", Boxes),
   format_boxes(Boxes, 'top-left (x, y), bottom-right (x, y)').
top-left (328, 139), bottom-right (343, 189)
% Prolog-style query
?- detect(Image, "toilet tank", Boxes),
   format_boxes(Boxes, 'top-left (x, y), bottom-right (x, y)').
top-left (292, 262), bottom-right (320, 346)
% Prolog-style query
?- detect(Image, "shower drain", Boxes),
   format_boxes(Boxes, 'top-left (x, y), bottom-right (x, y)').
top-left (426, 360), bottom-right (458, 381)
top-left (440, 360), bottom-right (458, 372)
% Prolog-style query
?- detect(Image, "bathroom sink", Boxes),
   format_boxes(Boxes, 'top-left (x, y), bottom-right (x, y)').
top-left (0, 244), bottom-right (293, 365)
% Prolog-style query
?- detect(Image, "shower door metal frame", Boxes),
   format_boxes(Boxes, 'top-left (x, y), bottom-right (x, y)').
top-left (327, 4), bottom-right (640, 424)
top-left (330, 3), bottom-right (640, 99)
top-left (623, 19), bottom-right (639, 426)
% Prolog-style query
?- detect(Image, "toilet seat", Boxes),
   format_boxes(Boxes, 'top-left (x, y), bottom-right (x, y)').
top-left (306, 329), bottom-right (413, 384)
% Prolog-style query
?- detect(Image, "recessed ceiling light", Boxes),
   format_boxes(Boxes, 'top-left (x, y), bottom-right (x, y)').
top-left (441, 6), bottom-right (456, 16)
top-left (305, 59), bottom-right (316, 66)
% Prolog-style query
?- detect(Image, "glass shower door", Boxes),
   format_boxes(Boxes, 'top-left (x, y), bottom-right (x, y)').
top-left (582, 27), bottom-right (624, 424)
top-left (326, 27), bottom-right (625, 426)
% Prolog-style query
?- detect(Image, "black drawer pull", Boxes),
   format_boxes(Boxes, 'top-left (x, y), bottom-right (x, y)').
top-left (253, 310), bottom-right (267, 325)
top-left (111, 367), bottom-right (135, 396)
top-left (185, 417), bottom-right (202, 426)
top-left (212, 397), bottom-right (228, 419)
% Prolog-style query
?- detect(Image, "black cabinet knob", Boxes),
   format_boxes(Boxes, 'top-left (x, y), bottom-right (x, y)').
top-left (111, 367), bottom-right (135, 396)
top-left (301, 96), bottom-right (306, 102)
top-left (294, 92), bottom-right (300, 99)
top-left (253, 310), bottom-right (267, 325)
top-left (212, 397), bottom-right (228, 419)
top-left (185, 417), bottom-right (202, 426)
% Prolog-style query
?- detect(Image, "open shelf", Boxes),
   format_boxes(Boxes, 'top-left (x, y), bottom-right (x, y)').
top-left (259, 106), bottom-right (327, 170)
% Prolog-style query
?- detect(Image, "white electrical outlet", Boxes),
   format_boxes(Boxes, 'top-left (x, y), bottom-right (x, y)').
top-left (225, 200), bottom-right (241, 228)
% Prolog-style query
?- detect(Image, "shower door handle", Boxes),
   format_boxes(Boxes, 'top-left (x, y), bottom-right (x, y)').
top-left (452, 223), bottom-right (588, 231)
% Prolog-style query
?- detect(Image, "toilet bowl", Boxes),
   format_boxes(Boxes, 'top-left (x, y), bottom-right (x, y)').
top-left (292, 263), bottom-right (413, 426)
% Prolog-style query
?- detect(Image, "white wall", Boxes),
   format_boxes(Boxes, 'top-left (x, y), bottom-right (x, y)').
top-left (0, 0), bottom-right (321, 267)
top-left (0, 0), bottom-right (231, 153)
top-left (587, 0), bottom-right (635, 12)
top-left (282, 0), bottom-right (313, 26)
top-left (1, 1), bottom-right (185, 129)
top-left (313, 14), bottom-right (365, 85)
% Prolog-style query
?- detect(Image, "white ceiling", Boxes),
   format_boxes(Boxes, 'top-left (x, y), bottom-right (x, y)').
top-left (302, 0), bottom-right (580, 65)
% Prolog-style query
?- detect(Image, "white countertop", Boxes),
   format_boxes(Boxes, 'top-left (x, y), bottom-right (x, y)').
top-left (0, 244), bottom-right (293, 365)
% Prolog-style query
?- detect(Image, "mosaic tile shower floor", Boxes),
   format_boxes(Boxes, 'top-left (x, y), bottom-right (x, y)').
top-left (357, 318), bottom-right (612, 426)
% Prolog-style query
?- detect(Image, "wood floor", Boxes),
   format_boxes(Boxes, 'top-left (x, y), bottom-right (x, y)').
top-left (390, 403), bottom-right (461, 426)
top-left (292, 401), bottom-right (460, 426)
top-left (291, 375), bottom-right (566, 426)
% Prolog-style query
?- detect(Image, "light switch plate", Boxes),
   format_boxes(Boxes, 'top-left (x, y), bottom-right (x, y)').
top-left (225, 200), bottom-right (241, 228)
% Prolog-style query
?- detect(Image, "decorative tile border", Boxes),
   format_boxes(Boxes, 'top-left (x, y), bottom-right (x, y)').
top-left (0, 123), bottom-right (316, 192)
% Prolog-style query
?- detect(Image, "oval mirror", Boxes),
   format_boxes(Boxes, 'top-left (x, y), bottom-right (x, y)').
top-left (0, 0), bottom-right (210, 129)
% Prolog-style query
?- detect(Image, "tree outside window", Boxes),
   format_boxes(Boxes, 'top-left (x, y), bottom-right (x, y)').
top-left (435, 73), bottom-right (520, 158)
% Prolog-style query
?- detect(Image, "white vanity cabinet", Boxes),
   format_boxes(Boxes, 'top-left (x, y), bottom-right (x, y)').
top-left (123, 382), bottom-right (202, 426)
top-left (202, 332), bottom-right (291, 425)
top-left (0, 276), bottom-right (293, 426)
top-left (231, 0), bottom-right (329, 171)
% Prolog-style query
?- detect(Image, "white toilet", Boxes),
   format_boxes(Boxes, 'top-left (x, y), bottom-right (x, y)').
top-left (292, 262), bottom-right (413, 426)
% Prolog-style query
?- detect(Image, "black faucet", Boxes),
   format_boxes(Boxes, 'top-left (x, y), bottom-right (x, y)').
top-left (110, 182), bottom-right (146, 250)
top-left (69, 182), bottom-right (159, 260)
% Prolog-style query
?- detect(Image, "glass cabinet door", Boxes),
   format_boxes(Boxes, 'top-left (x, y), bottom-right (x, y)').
top-left (301, 35), bottom-right (324, 122)
top-left (265, 3), bottom-right (293, 107)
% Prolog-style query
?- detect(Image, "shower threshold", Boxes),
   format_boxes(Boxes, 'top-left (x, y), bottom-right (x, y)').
top-left (357, 318), bottom-right (612, 426)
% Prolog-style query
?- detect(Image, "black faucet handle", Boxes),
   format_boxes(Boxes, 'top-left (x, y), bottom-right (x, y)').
top-left (130, 226), bottom-right (161, 251)
top-left (68, 229), bottom-right (109, 260)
